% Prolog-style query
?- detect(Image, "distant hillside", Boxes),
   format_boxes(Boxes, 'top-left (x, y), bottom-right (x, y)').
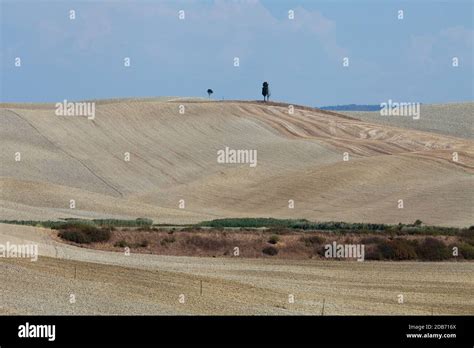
top-left (320, 104), bottom-right (381, 111)
top-left (341, 102), bottom-right (474, 140)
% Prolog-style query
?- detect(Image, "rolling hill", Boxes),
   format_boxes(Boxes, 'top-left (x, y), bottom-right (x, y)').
top-left (1, 98), bottom-right (473, 227)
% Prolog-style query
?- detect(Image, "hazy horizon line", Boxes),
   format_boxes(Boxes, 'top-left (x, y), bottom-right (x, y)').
top-left (1, 96), bottom-right (473, 107)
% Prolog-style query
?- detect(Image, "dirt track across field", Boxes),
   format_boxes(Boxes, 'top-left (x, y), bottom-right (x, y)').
top-left (1, 224), bottom-right (473, 315)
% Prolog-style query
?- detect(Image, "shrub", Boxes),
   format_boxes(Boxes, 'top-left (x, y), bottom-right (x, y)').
top-left (160, 236), bottom-right (176, 246)
top-left (376, 239), bottom-right (417, 260)
top-left (391, 240), bottom-right (418, 260)
top-left (61, 221), bottom-right (96, 231)
top-left (360, 236), bottom-right (384, 244)
top-left (416, 238), bottom-right (450, 260)
top-left (460, 230), bottom-right (474, 246)
top-left (374, 241), bottom-right (395, 259)
top-left (301, 235), bottom-right (325, 247)
top-left (262, 246), bottom-right (278, 256)
top-left (268, 235), bottom-right (280, 244)
top-left (58, 223), bottom-right (110, 244)
top-left (314, 244), bottom-right (326, 257)
top-left (458, 243), bottom-right (474, 259)
top-left (114, 240), bottom-right (128, 248)
top-left (90, 229), bottom-right (111, 243)
top-left (59, 230), bottom-right (90, 244)
top-left (140, 240), bottom-right (149, 248)
top-left (364, 247), bottom-right (383, 260)
top-left (185, 235), bottom-right (227, 249)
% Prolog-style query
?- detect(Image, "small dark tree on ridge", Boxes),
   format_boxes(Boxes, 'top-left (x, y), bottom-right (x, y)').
top-left (207, 89), bottom-right (213, 99)
top-left (262, 82), bottom-right (270, 102)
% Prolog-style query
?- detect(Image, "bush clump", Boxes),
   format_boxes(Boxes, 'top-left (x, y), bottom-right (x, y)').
top-left (460, 230), bottom-right (474, 246)
top-left (458, 243), bottom-right (474, 259)
top-left (160, 236), bottom-right (176, 246)
top-left (374, 239), bottom-right (418, 260)
top-left (185, 235), bottom-right (228, 250)
top-left (301, 235), bottom-right (325, 247)
top-left (268, 235), bottom-right (280, 244)
top-left (414, 219), bottom-right (423, 226)
top-left (114, 240), bottom-right (128, 248)
top-left (360, 236), bottom-right (384, 244)
top-left (262, 246), bottom-right (278, 256)
top-left (59, 230), bottom-right (89, 244)
top-left (416, 238), bottom-right (450, 260)
top-left (113, 239), bottom-right (149, 248)
top-left (58, 222), bottom-right (111, 244)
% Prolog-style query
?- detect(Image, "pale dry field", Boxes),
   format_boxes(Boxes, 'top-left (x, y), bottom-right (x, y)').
top-left (1, 99), bottom-right (473, 227)
top-left (1, 224), bottom-right (473, 315)
top-left (344, 102), bottom-right (474, 140)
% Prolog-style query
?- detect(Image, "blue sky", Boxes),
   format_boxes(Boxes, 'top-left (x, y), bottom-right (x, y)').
top-left (1, 0), bottom-right (473, 105)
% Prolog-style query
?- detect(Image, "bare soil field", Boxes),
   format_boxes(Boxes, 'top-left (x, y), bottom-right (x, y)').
top-left (0, 224), bottom-right (473, 315)
top-left (1, 99), bottom-right (473, 227)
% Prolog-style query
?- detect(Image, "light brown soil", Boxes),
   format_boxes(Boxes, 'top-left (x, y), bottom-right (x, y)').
top-left (1, 99), bottom-right (473, 227)
top-left (1, 224), bottom-right (473, 315)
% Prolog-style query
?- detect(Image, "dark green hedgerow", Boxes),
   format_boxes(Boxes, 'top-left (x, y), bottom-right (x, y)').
top-left (2, 218), bottom-right (469, 236)
top-left (0, 218), bottom-right (153, 229)
top-left (199, 218), bottom-right (469, 236)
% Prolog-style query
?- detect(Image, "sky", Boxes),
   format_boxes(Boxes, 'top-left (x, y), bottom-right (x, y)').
top-left (1, 0), bottom-right (473, 106)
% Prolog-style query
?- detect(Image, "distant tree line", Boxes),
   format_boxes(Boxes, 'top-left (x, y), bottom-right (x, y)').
top-left (320, 104), bottom-right (382, 111)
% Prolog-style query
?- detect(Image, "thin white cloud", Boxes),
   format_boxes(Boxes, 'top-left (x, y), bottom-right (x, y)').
top-left (409, 26), bottom-right (473, 69)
